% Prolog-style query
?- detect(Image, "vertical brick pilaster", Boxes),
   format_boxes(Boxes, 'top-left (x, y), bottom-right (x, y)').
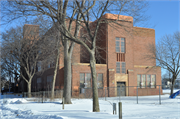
top-left (108, 69), bottom-right (115, 97)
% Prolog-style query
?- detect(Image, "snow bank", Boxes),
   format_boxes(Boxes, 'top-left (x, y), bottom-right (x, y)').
top-left (3, 98), bottom-right (28, 104)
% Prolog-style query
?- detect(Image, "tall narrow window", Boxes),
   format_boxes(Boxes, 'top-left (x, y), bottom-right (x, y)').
top-left (37, 78), bottom-right (41, 90)
top-left (116, 62), bottom-right (120, 73)
top-left (116, 37), bottom-right (125, 53)
top-left (86, 73), bottom-right (91, 88)
top-left (121, 38), bottom-right (125, 53)
top-left (116, 37), bottom-right (120, 52)
top-left (121, 62), bottom-right (126, 73)
top-left (151, 75), bottom-right (156, 88)
top-left (147, 75), bottom-right (151, 87)
top-left (97, 74), bottom-right (103, 88)
top-left (137, 75), bottom-right (141, 88)
top-left (142, 75), bottom-right (146, 88)
top-left (80, 73), bottom-right (85, 88)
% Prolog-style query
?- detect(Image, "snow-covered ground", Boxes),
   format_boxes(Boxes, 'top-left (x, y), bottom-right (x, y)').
top-left (1, 91), bottom-right (180, 119)
top-left (163, 89), bottom-right (180, 94)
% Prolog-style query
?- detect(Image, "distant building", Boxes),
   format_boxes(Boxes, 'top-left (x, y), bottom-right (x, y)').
top-left (162, 78), bottom-right (180, 89)
top-left (21, 13), bottom-right (162, 96)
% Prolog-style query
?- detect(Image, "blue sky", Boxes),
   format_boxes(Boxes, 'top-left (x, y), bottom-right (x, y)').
top-left (147, 1), bottom-right (179, 43)
top-left (1, 1), bottom-right (179, 42)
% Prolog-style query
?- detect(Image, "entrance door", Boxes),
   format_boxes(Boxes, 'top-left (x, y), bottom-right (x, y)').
top-left (117, 82), bottom-right (126, 96)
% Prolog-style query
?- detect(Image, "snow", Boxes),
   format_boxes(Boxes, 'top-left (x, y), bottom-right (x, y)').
top-left (1, 92), bottom-right (180, 119)
top-left (163, 89), bottom-right (180, 94)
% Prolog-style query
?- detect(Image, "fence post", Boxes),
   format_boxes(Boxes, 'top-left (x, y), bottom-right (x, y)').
top-left (105, 87), bottom-right (106, 101)
top-left (119, 102), bottom-right (122, 119)
top-left (136, 86), bottom-right (138, 104)
top-left (159, 85), bottom-right (161, 105)
top-left (62, 97), bottom-right (64, 109)
top-left (119, 86), bottom-right (121, 102)
top-left (113, 103), bottom-right (117, 115)
top-left (42, 91), bottom-right (43, 103)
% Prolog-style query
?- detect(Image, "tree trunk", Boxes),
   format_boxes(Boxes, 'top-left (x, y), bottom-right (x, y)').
top-left (170, 75), bottom-right (176, 96)
top-left (63, 40), bottom-right (72, 104)
top-left (51, 47), bottom-right (60, 99)
top-left (89, 51), bottom-right (100, 112)
top-left (27, 83), bottom-right (31, 98)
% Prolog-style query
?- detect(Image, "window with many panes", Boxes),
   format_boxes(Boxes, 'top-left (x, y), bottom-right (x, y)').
top-left (116, 37), bottom-right (125, 53)
top-left (116, 62), bottom-right (126, 73)
top-left (137, 74), bottom-right (156, 88)
top-left (80, 73), bottom-right (91, 88)
top-left (80, 73), bottom-right (103, 88)
top-left (137, 75), bottom-right (146, 88)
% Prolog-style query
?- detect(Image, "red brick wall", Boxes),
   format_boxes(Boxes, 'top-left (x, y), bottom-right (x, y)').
top-left (71, 63), bottom-right (107, 97)
top-left (133, 27), bottom-right (156, 66)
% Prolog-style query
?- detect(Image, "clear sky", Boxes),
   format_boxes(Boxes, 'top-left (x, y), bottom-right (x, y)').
top-left (1, 1), bottom-right (179, 42)
top-left (147, 1), bottom-right (179, 44)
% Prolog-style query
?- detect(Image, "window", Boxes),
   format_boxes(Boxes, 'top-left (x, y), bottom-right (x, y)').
top-left (137, 74), bottom-right (146, 88)
top-left (137, 74), bottom-right (156, 88)
top-left (151, 75), bottom-right (156, 88)
top-left (47, 61), bottom-right (55, 68)
top-left (137, 75), bottom-right (141, 87)
top-left (147, 75), bottom-right (151, 87)
top-left (116, 62), bottom-right (120, 73)
top-left (37, 78), bottom-right (41, 90)
top-left (116, 37), bottom-right (125, 53)
top-left (97, 74), bottom-right (103, 88)
top-left (121, 38), bottom-right (125, 53)
top-left (80, 73), bottom-right (104, 89)
top-left (116, 62), bottom-right (126, 73)
top-left (37, 78), bottom-right (41, 83)
top-left (116, 37), bottom-right (120, 52)
top-left (80, 73), bottom-right (91, 88)
top-left (141, 75), bottom-right (146, 88)
top-left (122, 62), bottom-right (126, 73)
top-left (47, 75), bottom-right (53, 83)
top-left (86, 73), bottom-right (91, 88)
top-left (37, 61), bottom-right (41, 71)
top-left (47, 75), bottom-right (53, 89)
top-left (80, 73), bottom-right (85, 88)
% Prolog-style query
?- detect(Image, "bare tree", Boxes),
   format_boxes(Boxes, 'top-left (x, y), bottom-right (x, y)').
top-left (1, 25), bottom-right (56, 97)
top-left (148, 31), bottom-right (180, 96)
top-left (1, 0), bottom-right (149, 111)
top-left (1, 0), bottom-right (95, 104)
